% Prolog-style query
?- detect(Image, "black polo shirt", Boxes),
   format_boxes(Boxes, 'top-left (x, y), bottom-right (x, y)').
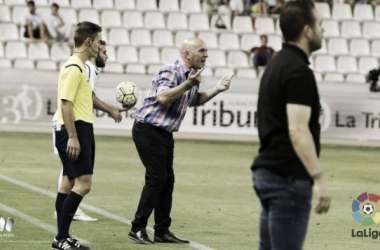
top-left (252, 43), bottom-right (320, 180)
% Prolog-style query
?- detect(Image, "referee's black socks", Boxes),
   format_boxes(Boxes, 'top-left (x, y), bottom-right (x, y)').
top-left (56, 191), bottom-right (83, 240)
top-left (55, 192), bottom-right (68, 229)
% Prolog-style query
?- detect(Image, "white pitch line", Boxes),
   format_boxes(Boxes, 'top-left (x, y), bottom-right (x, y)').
top-left (0, 203), bottom-right (88, 244)
top-left (0, 174), bottom-right (214, 250)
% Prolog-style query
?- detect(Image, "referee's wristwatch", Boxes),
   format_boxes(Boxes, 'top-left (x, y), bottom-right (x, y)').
top-left (185, 80), bottom-right (194, 90)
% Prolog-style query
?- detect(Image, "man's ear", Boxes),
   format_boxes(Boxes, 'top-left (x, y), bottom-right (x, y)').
top-left (304, 25), bottom-right (312, 40)
top-left (87, 38), bottom-right (92, 46)
top-left (185, 51), bottom-right (190, 60)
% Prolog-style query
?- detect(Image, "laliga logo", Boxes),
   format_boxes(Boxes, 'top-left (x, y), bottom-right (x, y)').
top-left (0, 215), bottom-right (14, 232)
top-left (352, 192), bottom-right (380, 226)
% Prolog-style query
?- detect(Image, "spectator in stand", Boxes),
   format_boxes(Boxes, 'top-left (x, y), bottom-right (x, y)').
top-left (372, 0), bottom-right (380, 7)
top-left (202, 0), bottom-right (222, 15)
top-left (251, 0), bottom-right (269, 14)
top-left (46, 3), bottom-right (72, 42)
top-left (270, 0), bottom-right (285, 14)
top-left (247, 35), bottom-right (275, 70)
top-left (229, 0), bottom-right (245, 15)
top-left (24, 1), bottom-right (47, 40)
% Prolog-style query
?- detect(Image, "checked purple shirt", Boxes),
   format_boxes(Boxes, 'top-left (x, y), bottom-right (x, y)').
top-left (134, 57), bottom-right (199, 132)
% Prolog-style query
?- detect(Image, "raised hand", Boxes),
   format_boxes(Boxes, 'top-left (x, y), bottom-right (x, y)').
top-left (216, 75), bottom-right (234, 93)
top-left (188, 68), bottom-right (204, 86)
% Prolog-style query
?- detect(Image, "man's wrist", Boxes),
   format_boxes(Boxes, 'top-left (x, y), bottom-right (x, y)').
top-left (185, 80), bottom-right (193, 90)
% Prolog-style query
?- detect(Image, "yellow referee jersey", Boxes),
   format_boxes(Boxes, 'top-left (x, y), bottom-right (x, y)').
top-left (57, 55), bottom-right (93, 125)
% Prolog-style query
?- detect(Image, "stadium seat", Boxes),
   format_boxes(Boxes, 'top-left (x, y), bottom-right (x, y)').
top-left (34, 0), bottom-right (48, 5)
top-left (159, 0), bottom-right (179, 12)
top-left (232, 16), bottom-right (253, 34)
top-left (4, 0), bottom-right (25, 5)
top-left (362, 21), bottom-right (380, 39)
top-left (130, 29), bottom-right (152, 46)
top-left (93, 0), bottom-right (114, 9)
top-left (324, 73), bottom-right (344, 83)
top-left (219, 33), bottom-right (239, 50)
top-left (105, 45), bottom-right (116, 62)
top-left (210, 14), bottom-right (231, 31)
top-left (240, 34), bottom-right (260, 51)
top-left (136, 0), bottom-right (157, 11)
top-left (115, 0), bottom-right (135, 10)
top-left (14, 59), bottom-right (34, 69)
top-left (236, 68), bottom-right (257, 79)
top-left (167, 13), bottom-right (188, 31)
top-left (117, 46), bottom-right (138, 64)
top-left (315, 2), bottom-right (331, 19)
top-left (48, 0), bottom-right (70, 7)
top-left (60, 8), bottom-right (78, 24)
top-left (108, 28), bottom-right (129, 46)
top-left (153, 30), bottom-right (174, 48)
top-left (197, 32), bottom-right (218, 49)
top-left (214, 67), bottom-right (234, 77)
top-left (0, 42), bottom-right (4, 57)
top-left (71, 0), bottom-right (92, 9)
top-left (36, 60), bottom-right (57, 70)
top-left (336, 55), bottom-right (357, 73)
top-left (202, 68), bottom-right (213, 77)
top-left (314, 39), bottom-right (327, 55)
top-left (346, 73), bottom-right (366, 83)
top-left (12, 6), bottom-right (28, 25)
top-left (175, 31), bottom-right (195, 47)
top-left (372, 39), bottom-right (380, 56)
top-left (101, 10), bottom-right (122, 28)
top-left (38, 6), bottom-right (51, 22)
top-left (0, 58), bottom-right (11, 68)
top-left (332, 3), bottom-right (352, 20)
top-left (103, 62), bottom-right (124, 73)
top-left (0, 5), bottom-right (11, 22)
top-left (314, 54), bottom-right (336, 73)
top-left (321, 20), bottom-right (340, 38)
top-left (180, 0), bottom-right (201, 13)
top-left (144, 12), bottom-right (166, 30)
top-left (328, 38), bottom-right (349, 55)
top-left (126, 63), bottom-right (146, 74)
top-left (5, 41), bottom-right (27, 59)
top-left (28, 42), bottom-right (49, 60)
top-left (0, 23), bottom-right (19, 41)
top-left (350, 38), bottom-right (370, 56)
top-left (341, 20), bottom-right (361, 38)
top-left (314, 72), bottom-right (322, 82)
top-left (161, 47), bottom-right (179, 64)
top-left (50, 43), bottom-right (71, 61)
top-left (147, 64), bottom-right (163, 75)
top-left (206, 49), bottom-right (226, 67)
top-left (353, 4), bottom-right (374, 21)
top-left (123, 11), bottom-right (144, 29)
top-left (376, 5), bottom-right (380, 21)
top-left (227, 51), bottom-right (249, 68)
top-left (189, 14), bottom-right (210, 31)
top-left (254, 17), bottom-right (275, 34)
top-left (139, 47), bottom-right (160, 65)
top-left (79, 9), bottom-right (100, 25)
top-left (267, 34), bottom-right (282, 52)
top-left (358, 56), bottom-right (378, 74)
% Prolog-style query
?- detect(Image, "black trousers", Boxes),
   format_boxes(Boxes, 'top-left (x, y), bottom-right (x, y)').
top-left (131, 121), bottom-right (175, 235)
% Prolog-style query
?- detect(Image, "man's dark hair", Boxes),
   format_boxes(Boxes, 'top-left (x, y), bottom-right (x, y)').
top-left (27, 1), bottom-right (35, 6)
top-left (52, 3), bottom-right (59, 9)
top-left (99, 40), bottom-right (106, 46)
top-left (74, 21), bottom-right (102, 48)
top-left (279, 0), bottom-right (316, 42)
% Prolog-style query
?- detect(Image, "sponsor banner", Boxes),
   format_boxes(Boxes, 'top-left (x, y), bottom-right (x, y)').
top-left (1, 82), bottom-right (380, 140)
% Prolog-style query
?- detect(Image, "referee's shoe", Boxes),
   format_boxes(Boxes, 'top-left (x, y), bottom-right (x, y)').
top-left (128, 229), bottom-right (153, 244)
top-left (52, 237), bottom-right (90, 250)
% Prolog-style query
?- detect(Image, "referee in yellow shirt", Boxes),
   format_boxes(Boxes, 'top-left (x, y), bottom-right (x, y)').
top-left (52, 21), bottom-right (102, 250)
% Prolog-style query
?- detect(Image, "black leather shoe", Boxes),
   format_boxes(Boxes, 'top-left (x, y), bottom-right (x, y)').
top-left (128, 229), bottom-right (154, 244)
top-left (154, 232), bottom-right (190, 244)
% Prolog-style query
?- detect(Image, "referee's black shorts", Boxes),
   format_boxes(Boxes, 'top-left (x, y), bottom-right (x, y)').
top-left (55, 120), bottom-right (95, 180)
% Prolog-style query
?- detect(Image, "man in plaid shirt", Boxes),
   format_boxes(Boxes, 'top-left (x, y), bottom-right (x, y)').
top-left (128, 38), bottom-right (234, 244)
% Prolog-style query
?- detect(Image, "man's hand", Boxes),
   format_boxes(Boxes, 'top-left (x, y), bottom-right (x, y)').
top-left (67, 137), bottom-right (80, 161)
top-left (188, 68), bottom-right (204, 86)
top-left (314, 178), bottom-right (331, 214)
top-left (216, 75), bottom-right (234, 93)
top-left (110, 108), bottom-right (122, 123)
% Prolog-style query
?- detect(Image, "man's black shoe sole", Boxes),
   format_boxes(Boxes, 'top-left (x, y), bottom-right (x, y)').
top-left (128, 235), bottom-right (153, 245)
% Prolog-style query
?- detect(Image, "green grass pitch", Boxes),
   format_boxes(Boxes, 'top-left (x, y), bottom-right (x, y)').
top-left (0, 131), bottom-right (379, 250)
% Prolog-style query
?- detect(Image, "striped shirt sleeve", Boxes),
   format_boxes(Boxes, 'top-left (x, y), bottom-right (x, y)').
top-left (157, 69), bottom-right (177, 94)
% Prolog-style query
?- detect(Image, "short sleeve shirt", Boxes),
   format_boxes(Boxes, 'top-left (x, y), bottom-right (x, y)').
top-left (24, 13), bottom-right (44, 29)
top-left (57, 55), bottom-right (93, 125)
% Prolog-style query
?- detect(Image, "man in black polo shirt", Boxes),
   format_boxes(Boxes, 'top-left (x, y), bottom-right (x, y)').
top-left (252, 1), bottom-right (331, 249)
